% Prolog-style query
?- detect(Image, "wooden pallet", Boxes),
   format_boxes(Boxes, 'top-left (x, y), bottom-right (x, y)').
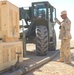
top-left (0, 41), bottom-right (23, 71)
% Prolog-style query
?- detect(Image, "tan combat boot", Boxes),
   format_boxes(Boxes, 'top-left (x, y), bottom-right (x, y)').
top-left (65, 56), bottom-right (71, 64)
top-left (65, 58), bottom-right (71, 64)
top-left (65, 61), bottom-right (71, 64)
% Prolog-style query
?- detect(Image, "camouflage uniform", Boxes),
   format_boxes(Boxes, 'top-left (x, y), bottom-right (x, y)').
top-left (56, 17), bottom-right (72, 63)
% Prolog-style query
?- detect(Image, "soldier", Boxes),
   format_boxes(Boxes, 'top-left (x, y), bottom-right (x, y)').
top-left (55, 10), bottom-right (72, 64)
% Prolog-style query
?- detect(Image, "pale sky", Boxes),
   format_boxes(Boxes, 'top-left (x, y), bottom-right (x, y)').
top-left (7, 0), bottom-right (74, 40)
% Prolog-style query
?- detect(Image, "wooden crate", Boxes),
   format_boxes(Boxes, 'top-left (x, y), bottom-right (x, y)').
top-left (0, 41), bottom-right (23, 71)
top-left (2, 37), bottom-right (19, 42)
top-left (0, 1), bottom-right (20, 40)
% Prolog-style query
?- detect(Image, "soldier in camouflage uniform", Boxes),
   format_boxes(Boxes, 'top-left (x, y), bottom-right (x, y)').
top-left (55, 10), bottom-right (72, 64)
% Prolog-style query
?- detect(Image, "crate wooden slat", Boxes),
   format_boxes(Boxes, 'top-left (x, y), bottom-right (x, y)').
top-left (2, 37), bottom-right (19, 42)
top-left (0, 41), bottom-right (23, 71)
top-left (0, 1), bottom-right (20, 41)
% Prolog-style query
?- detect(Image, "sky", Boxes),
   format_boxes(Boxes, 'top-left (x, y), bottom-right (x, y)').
top-left (7, 0), bottom-right (74, 40)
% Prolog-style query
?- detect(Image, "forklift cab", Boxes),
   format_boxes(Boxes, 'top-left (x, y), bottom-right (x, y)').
top-left (32, 1), bottom-right (56, 23)
top-left (19, 1), bottom-right (56, 26)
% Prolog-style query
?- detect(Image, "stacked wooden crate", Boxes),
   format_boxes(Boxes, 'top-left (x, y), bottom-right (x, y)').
top-left (0, 41), bottom-right (23, 71)
top-left (0, 0), bottom-right (19, 42)
top-left (0, 0), bottom-right (23, 71)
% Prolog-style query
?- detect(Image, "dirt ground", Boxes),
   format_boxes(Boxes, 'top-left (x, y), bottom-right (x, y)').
top-left (25, 40), bottom-right (74, 75)
top-left (25, 50), bottom-right (74, 75)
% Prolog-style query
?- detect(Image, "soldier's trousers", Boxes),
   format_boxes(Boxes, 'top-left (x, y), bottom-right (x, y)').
top-left (60, 39), bottom-right (71, 62)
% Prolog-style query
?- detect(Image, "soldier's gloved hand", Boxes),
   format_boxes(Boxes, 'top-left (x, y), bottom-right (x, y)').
top-left (55, 18), bottom-right (61, 25)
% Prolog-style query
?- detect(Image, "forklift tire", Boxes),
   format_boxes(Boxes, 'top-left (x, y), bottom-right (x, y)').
top-left (49, 30), bottom-right (56, 51)
top-left (36, 26), bottom-right (48, 56)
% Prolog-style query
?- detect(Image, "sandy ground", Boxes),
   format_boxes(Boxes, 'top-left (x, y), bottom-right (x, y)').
top-left (24, 40), bottom-right (74, 75)
top-left (25, 50), bottom-right (74, 75)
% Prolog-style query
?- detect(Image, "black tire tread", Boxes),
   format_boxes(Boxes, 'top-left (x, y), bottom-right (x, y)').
top-left (36, 26), bottom-right (48, 56)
